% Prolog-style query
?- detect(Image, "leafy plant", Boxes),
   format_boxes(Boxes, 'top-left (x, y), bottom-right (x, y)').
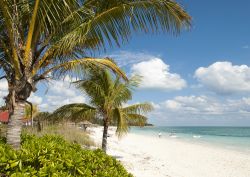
top-left (0, 134), bottom-right (133, 177)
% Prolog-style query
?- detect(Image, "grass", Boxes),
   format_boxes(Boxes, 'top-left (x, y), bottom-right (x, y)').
top-left (23, 123), bottom-right (95, 147)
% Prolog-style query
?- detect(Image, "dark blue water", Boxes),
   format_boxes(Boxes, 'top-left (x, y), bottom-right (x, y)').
top-left (130, 126), bottom-right (250, 153)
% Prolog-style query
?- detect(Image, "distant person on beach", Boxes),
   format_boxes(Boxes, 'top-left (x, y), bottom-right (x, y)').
top-left (158, 132), bottom-right (162, 138)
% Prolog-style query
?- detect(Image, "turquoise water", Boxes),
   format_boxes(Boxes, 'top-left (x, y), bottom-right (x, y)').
top-left (130, 126), bottom-right (250, 153)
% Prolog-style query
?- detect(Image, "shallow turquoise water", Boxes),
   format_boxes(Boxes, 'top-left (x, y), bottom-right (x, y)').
top-left (130, 126), bottom-right (250, 153)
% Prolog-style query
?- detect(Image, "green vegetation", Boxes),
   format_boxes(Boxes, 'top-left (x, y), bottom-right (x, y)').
top-left (51, 70), bottom-right (153, 153)
top-left (0, 134), bottom-right (133, 177)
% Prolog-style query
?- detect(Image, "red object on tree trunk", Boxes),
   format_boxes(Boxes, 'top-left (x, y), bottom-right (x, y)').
top-left (0, 111), bottom-right (9, 123)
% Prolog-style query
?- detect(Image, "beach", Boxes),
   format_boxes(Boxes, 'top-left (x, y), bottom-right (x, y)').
top-left (89, 127), bottom-right (250, 177)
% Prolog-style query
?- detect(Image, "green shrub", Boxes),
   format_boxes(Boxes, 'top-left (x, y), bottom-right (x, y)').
top-left (0, 134), bottom-right (133, 177)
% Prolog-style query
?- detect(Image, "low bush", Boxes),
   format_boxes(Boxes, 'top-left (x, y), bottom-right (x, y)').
top-left (0, 134), bottom-right (133, 177)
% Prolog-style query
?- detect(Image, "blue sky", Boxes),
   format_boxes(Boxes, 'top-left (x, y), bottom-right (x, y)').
top-left (1, 0), bottom-right (250, 126)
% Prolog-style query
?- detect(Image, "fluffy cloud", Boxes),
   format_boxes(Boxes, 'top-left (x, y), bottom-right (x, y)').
top-left (38, 78), bottom-right (86, 111)
top-left (0, 76), bottom-right (85, 111)
top-left (28, 93), bottom-right (43, 105)
top-left (163, 95), bottom-right (225, 115)
top-left (195, 61), bottom-right (250, 94)
top-left (149, 95), bottom-right (250, 126)
top-left (25, 76), bottom-right (86, 112)
top-left (131, 58), bottom-right (186, 90)
top-left (161, 95), bottom-right (250, 115)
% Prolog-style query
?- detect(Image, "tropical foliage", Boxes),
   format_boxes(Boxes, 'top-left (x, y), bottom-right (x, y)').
top-left (51, 70), bottom-right (153, 152)
top-left (0, 0), bottom-right (191, 148)
top-left (0, 134), bottom-right (132, 176)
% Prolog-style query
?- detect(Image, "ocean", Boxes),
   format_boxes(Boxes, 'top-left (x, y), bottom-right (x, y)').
top-left (130, 126), bottom-right (250, 153)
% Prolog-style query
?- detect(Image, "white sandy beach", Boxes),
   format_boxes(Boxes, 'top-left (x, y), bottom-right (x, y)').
top-left (89, 127), bottom-right (250, 177)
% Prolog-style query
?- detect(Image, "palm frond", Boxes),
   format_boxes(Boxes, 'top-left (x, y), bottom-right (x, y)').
top-left (50, 103), bottom-right (96, 123)
top-left (0, 1), bottom-right (21, 78)
top-left (37, 57), bottom-right (127, 81)
top-left (126, 114), bottom-right (148, 127)
top-left (24, 0), bottom-right (40, 66)
top-left (113, 108), bottom-right (129, 138)
top-left (122, 102), bottom-right (154, 114)
top-left (51, 0), bottom-right (191, 54)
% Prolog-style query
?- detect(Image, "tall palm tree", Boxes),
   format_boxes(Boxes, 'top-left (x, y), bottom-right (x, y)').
top-left (0, 0), bottom-right (191, 149)
top-left (52, 70), bottom-right (153, 153)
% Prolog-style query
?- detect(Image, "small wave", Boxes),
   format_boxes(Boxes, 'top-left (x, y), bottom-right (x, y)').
top-left (169, 133), bottom-right (178, 138)
top-left (193, 135), bottom-right (202, 139)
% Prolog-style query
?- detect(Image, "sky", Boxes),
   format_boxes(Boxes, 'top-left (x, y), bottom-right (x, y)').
top-left (1, 0), bottom-right (250, 126)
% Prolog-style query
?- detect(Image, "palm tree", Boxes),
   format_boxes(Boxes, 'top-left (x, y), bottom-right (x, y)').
top-left (52, 70), bottom-right (153, 153)
top-left (0, 0), bottom-right (191, 149)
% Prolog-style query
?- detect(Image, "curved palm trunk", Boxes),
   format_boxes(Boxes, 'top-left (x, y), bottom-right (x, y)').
top-left (6, 102), bottom-right (25, 149)
top-left (102, 120), bottom-right (109, 153)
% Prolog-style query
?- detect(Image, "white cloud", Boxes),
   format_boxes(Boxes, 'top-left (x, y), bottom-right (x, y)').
top-left (243, 45), bottom-right (249, 49)
top-left (195, 61), bottom-right (250, 94)
top-left (155, 95), bottom-right (250, 116)
top-left (39, 78), bottom-right (86, 111)
top-left (131, 58), bottom-right (186, 90)
top-left (148, 95), bottom-right (250, 126)
top-left (48, 80), bottom-right (76, 97)
top-left (163, 95), bottom-right (225, 115)
top-left (26, 76), bottom-right (86, 112)
top-left (0, 79), bottom-right (8, 90)
top-left (0, 76), bottom-right (85, 111)
top-left (28, 93), bottom-right (43, 105)
top-left (0, 79), bottom-right (8, 105)
top-left (150, 102), bottom-right (161, 109)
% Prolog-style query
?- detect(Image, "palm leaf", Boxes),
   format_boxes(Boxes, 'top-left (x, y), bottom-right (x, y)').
top-left (50, 103), bottom-right (96, 123)
top-left (122, 103), bottom-right (154, 114)
top-left (24, 0), bottom-right (40, 66)
top-left (126, 113), bottom-right (148, 127)
top-left (37, 58), bottom-right (127, 81)
top-left (113, 108), bottom-right (129, 138)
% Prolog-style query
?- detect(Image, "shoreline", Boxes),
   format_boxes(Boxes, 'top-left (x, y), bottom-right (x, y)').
top-left (89, 126), bottom-right (250, 177)
top-left (130, 127), bottom-right (250, 154)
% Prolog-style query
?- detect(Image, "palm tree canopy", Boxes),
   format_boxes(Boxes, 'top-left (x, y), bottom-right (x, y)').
top-left (51, 70), bottom-right (153, 137)
top-left (0, 0), bottom-right (191, 83)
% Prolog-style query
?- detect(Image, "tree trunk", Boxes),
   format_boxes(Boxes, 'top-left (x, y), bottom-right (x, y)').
top-left (6, 102), bottom-right (25, 150)
top-left (102, 120), bottom-right (109, 153)
top-left (37, 119), bottom-right (42, 132)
